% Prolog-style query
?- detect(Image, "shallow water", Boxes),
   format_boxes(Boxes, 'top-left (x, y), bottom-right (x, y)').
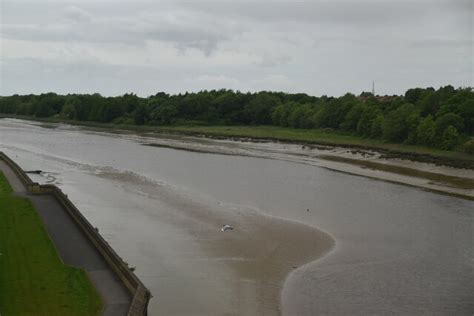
top-left (1, 118), bottom-right (473, 315)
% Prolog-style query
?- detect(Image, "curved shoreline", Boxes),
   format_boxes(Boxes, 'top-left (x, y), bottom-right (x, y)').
top-left (2, 118), bottom-right (472, 315)
top-left (91, 164), bottom-right (336, 314)
top-left (214, 210), bottom-right (336, 315)
top-left (2, 141), bottom-right (337, 314)
top-left (138, 138), bottom-right (474, 200)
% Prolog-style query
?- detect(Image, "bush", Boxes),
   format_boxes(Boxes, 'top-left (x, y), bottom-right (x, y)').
top-left (435, 113), bottom-right (464, 135)
top-left (382, 103), bottom-right (418, 142)
top-left (439, 126), bottom-right (460, 150)
top-left (370, 115), bottom-right (384, 138)
top-left (416, 115), bottom-right (436, 146)
top-left (462, 139), bottom-right (474, 154)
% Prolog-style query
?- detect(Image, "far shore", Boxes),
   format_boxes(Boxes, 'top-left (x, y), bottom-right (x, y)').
top-left (2, 116), bottom-right (473, 200)
top-left (1, 115), bottom-right (473, 169)
top-left (1, 117), bottom-right (472, 314)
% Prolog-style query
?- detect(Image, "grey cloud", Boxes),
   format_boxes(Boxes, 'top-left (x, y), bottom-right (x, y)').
top-left (0, 57), bottom-right (258, 95)
top-left (2, 0), bottom-right (467, 55)
top-left (63, 6), bottom-right (93, 23)
top-left (410, 39), bottom-right (474, 48)
top-left (176, 1), bottom-right (429, 26)
top-left (255, 53), bottom-right (291, 68)
top-left (1, 5), bottom-right (236, 54)
top-left (1, 0), bottom-right (472, 96)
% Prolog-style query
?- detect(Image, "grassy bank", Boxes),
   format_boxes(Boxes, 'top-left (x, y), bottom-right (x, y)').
top-left (2, 115), bottom-right (474, 168)
top-left (0, 172), bottom-right (102, 316)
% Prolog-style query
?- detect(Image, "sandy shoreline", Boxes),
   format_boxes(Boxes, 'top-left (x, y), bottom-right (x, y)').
top-left (204, 209), bottom-right (335, 315)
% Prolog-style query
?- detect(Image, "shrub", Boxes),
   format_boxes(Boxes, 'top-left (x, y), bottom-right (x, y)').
top-left (435, 113), bottom-right (464, 135)
top-left (439, 126), bottom-right (460, 150)
top-left (416, 115), bottom-right (436, 146)
top-left (462, 139), bottom-right (474, 154)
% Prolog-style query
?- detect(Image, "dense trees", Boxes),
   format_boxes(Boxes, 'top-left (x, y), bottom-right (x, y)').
top-left (416, 116), bottom-right (436, 146)
top-left (0, 86), bottom-right (473, 152)
top-left (382, 103), bottom-right (419, 143)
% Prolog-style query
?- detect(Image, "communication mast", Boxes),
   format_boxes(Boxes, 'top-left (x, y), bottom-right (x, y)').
top-left (372, 81), bottom-right (375, 96)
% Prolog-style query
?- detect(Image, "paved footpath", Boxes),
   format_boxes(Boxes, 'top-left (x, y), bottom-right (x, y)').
top-left (0, 161), bottom-right (132, 316)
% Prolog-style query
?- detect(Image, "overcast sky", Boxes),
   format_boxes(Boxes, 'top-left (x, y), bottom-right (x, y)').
top-left (0, 0), bottom-right (472, 97)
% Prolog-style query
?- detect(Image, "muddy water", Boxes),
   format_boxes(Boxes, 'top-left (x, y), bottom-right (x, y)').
top-left (1, 118), bottom-right (473, 315)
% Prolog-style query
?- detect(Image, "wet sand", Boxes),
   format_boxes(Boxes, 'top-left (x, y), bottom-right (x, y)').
top-left (137, 134), bottom-right (474, 199)
top-left (1, 118), bottom-right (473, 315)
top-left (94, 168), bottom-right (335, 315)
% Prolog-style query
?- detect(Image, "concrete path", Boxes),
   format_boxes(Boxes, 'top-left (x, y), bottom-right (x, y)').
top-left (0, 162), bottom-right (132, 316)
top-left (0, 161), bottom-right (26, 193)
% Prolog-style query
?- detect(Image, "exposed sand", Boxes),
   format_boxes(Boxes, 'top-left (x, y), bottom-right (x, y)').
top-left (136, 134), bottom-right (474, 200)
top-left (2, 118), bottom-right (472, 315)
top-left (198, 209), bottom-right (335, 315)
top-left (93, 167), bottom-right (335, 315)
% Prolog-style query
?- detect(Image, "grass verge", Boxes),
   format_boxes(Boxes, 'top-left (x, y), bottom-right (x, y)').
top-left (0, 172), bottom-right (102, 316)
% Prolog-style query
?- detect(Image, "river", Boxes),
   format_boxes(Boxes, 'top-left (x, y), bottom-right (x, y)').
top-left (0, 118), bottom-right (473, 315)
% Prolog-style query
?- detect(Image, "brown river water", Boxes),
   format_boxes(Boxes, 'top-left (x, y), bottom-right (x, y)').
top-left (0, 118), bottom-right (473, 315)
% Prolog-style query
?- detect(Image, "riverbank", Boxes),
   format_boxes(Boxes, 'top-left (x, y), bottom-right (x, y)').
top-left (0, 136), bottom-right (335, 315)
top-left (88, 156), bottom-right (336, 315)
top-left (0, 152), bottom-right (149, 315)
top-left (139, 133), bottom-right (474, 200)
top-left (0, 171), bottom-right (102, 315)
top-left (125, 179), bottom-right (337, 315)
top-left (1, 118), bottom-right (472, 315)
top-left (1, 115), bottom-right (473, 169)
top-left (2, 117), bottom-right (473, 200)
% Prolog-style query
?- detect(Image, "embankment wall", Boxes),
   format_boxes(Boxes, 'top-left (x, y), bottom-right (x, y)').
top-left (0, 152), bottom-right (151, 316)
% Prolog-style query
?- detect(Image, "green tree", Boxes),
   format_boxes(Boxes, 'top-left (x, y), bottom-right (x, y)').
top-left (416, 115), bottom-right (436, 146)
top-left (440, 126), bottom-right (460, 150)
top-left (287, 105), bottom-right (306, 128)
top-left (122, 93), bottom-right (140, 114)
top-left (271, 103), bottom-right (293, 127)
top-left (134, 103), bottom-right (149, 125)
top-left (405, 88), bottom-right (429, 104)
top-left (340, 103), bottom-right (365, 132)
top-left (244, 93), bottom-right (280, 124)
top-left (299, 105), bottom-right (316, 129)
top-left (34, 93), bottom-right (64, 117)
top-left (435, 113), bottom-right (464, 135)
top-left (151, 103), bottom-right (178, 124)
top-left (462, 139), bottom-right (474, 154)
top-left (370, 115), bottom-right (384, 138)
top-left (382, 103), bottom-right (418, 142)
top-left (356, 106), bottom-right (380, 137)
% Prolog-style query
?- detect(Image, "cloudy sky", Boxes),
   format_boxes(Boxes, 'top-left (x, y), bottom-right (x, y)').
top-left (0, 0), bottom-right (472, 97)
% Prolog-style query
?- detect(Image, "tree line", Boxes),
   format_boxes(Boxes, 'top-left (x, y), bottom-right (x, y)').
top-left (0, 86), bottom-right (473, 152)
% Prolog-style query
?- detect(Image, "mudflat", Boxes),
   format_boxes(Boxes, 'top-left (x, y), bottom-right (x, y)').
top-left (98, 168), bottom-right (335, 315)
top-left (1, 118), bottom-right (473, 315)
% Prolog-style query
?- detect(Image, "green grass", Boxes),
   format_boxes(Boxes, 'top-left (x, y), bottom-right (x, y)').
top-left (0, 172), bottom-right (102, 316)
